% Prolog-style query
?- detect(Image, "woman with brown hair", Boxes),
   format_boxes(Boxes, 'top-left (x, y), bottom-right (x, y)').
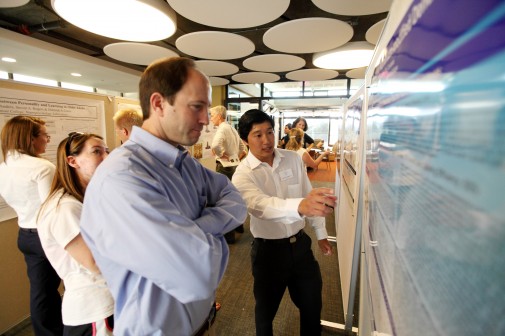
top-left (285, 127), bottom-right (329, 170)
top-left (0, 116), bottom-right (63, 335)
top-left (37, 132), bottom-right (114, 336)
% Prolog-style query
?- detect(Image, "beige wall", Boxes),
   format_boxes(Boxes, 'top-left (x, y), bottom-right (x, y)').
top-left (0, 81), bottom-right (224, 332)
top-left (0, 217), bottom-right (30, 332)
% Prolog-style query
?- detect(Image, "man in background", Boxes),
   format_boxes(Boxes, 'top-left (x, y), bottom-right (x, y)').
top-left (210, 105), bottom-right (247, 244)
top-left (232, 109), bottom-right (335, 336)
top-left (81, 57), bottom-right (247, 335)
top-left (112, 107), bottom-right (143, 143)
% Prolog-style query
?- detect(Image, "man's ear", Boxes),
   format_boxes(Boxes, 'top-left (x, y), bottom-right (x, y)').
top-left (67, 155), bottom-right (79, 169)
top-left (150, 92), bottom-right (166, 117)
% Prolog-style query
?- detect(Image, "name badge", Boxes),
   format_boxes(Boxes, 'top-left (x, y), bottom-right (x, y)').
top-left (279, 169), bottom-right (294, 181)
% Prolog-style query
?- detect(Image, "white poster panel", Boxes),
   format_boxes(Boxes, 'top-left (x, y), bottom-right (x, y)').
top-left (363, 0), bottom-right (505, 335)
top-left (0, 87), bottom-right (105, 221)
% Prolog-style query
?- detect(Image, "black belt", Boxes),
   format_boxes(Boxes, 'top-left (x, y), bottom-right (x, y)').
top-left (193, 303), bottom-right (217, 336)
top-left (20, 228), bottom-right (38, 233)
top-left (254, 229), bottom-right (305, 244)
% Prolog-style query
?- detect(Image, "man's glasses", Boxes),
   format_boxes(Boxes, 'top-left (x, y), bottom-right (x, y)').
top-left (65, 132), bottom-right (84, 155)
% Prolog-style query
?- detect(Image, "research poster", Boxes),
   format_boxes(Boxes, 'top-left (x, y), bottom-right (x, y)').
top-left (364, 0), bottom-right (505, 335)
top-left (337, 86), bottom-right (366, 319)
top-left (0, 88), bottom-right (105, 221)
top-left (342, 91), bottom-right (363, 205)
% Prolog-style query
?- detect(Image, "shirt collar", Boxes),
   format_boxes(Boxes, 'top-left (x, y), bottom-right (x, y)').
top-left (129, 126), bottom-right (187, 168)
top-left (245, 148), bottom-right (284, 170)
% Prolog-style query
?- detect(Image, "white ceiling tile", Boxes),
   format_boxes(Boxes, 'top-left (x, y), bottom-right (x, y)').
top-left (366, 19), bottom-right (386, 45)
top-left (176, 32), bottom-right (255, 60)
top-left (0, 0), bottom-right (29, 7)
top-left (195, 60), bottom-right (239, 76)
top-left (286, 69), bottom-right (338, 81)
top-left (232, 72), bottom-right (280, 84)
top-left (209, 77), bottom-right (230, 86)
top-left (311, 0), bottom-right (392, 15)
top-left (346, 67), bottom-right (367, 79)
top-left (263, 18), bottom-right (353, 53)
top-left (103, 43), bottom-right (178, 66)
top-left (243, 54), bottom-right (306, 72)
top-left (167, 0), bottom-right (289, 28)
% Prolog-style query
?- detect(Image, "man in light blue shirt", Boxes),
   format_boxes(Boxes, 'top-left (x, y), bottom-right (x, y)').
top-left (80, 57), bottom-right (247, 335)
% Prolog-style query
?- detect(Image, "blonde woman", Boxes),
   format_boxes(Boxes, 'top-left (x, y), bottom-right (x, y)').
top-left (0, 115), bottom-right (63, 335)
top-left (37, 132), bottom-right (114, 335)
top-left (285, 128), bottom-right (329, 170)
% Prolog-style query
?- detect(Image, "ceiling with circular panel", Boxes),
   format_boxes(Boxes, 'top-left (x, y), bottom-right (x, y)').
top-left (0, 0), bottom-right (391, 87)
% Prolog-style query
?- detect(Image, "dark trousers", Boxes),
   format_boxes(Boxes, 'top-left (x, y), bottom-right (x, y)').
top-left (18, 229), bottom-right (63, 336)
top-left (216, 161), bottom-right (237, 180)
top-left (63, 315), bottom-right (114, 336)
top-left (251, 231), bottom-right (322, 336)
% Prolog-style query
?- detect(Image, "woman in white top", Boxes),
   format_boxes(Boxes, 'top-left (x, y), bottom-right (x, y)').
top-left (285, 128), bottom-right (329, 170)
top-left (37, 132), bottom-right (114, 336)
top-left (0, 116), bottom-right (63, 335)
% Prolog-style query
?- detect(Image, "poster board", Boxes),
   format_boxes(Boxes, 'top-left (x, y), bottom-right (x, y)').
top-left (337, 85), bottom-right (367, 321)
top-left (360, 0), bottom-right (505, 335)
top-left (0, 85), bottom-right (106, 221)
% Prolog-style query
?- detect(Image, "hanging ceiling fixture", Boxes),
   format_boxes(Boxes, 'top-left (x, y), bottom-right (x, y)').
top-left (313, 41), bottom-right (375, 70)
top-left (51, 0), bottom-right (177, 42)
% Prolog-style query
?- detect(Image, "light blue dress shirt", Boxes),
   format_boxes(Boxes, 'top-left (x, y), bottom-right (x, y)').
top-left (80, 126), bottom-right (247, 335)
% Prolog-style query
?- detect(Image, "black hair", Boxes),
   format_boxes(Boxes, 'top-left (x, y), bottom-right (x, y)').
top-left (238, 109), bottom-right (275, 141)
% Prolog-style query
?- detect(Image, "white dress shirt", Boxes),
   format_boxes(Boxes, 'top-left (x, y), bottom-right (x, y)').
top-left (212, 122), bottom-right (245, 167)
top-left (0, 151), bottom-right (55, 229)
top-left (232, 148), bottom-right (327, 240)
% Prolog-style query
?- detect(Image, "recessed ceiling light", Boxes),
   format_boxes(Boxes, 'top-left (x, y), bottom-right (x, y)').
top-left (1, 57), bottom-right (17, 63)
top-left (71, 73), bottom-right (82, 77)
top-left (51, 0), bottom-right (177, 42)
top-left (313, 41), bottom-right (375, 70)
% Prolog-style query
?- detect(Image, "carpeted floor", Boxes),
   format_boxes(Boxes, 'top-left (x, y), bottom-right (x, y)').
top-left (3, 179), bottom-right (358, 336)
top-left (214, 180), bottom-right (358, 335)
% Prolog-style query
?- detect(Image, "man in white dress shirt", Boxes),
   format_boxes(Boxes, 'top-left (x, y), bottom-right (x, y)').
top-left (232, 109), bottom-right (336, 336)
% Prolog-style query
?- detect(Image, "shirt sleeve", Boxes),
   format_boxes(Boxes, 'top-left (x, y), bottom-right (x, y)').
top-left (299, 159), bottom-right (328, 240)
top-left (81, 168), bottom-right (246, 304)
top-left (305, 133), bottom-right (315, 145)
top-left (211, 126), bottom-right (225, 157)
top-left (50, 198), bottom-right (81, 248)
top-left (194, 168), bottom-right (248, 235)
top-left (232, 158), bottom-right (304, 225)
top-left (35, 162), bottom-right (56, 203)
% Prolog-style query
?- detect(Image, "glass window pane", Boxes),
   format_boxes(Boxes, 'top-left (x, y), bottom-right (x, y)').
top-left (228, 84), bottom-right (261, 98)
top-left (305, 79), bottom-right (348, 97)
top-left (304, 118), bottom-right (329, 148)
top-left (265, 82), bottom-right (303, 98)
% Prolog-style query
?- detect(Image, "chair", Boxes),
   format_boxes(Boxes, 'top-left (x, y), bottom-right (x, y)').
top-left (313, 139), bottom-right (324, 149)
top-left (322, 150), bottom-right (335, 170)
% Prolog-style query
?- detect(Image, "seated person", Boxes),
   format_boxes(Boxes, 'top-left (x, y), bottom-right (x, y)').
top-left (285, 128), bottom-right (329, 170)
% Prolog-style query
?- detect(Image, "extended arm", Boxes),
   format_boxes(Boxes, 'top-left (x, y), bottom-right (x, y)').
top-left (302, 150), bottom-right (329, 169)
